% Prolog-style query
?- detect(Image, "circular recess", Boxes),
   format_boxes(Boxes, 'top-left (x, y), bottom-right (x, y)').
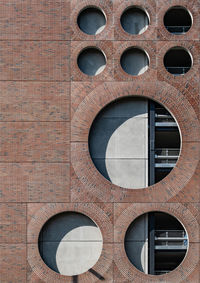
top-left (77, 47), bottom-right (106, 76)
top-left (38, 212), bottom-right (103, 276)
top-left (164, 6), bottom-right (192, 34)
top-left (89, 97), bottom-right (181, 189)
top-left (164, 47), bottom-right (192, 75)
top-left (77, 7), bottom-right (106, 35)
top-left (125, 212), bottom-right (188, 275)
top-left (120, 48), bottom-right (149, 76)
top-left (120, 6), bottom-right (149, 35)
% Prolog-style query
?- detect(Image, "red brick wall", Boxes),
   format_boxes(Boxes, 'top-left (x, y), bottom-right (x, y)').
top-left (0, 1), bottom-right (199, 282)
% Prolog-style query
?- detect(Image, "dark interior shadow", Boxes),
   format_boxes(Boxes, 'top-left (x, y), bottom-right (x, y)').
top-left (89, 269), bottom-right (105, 280)
top-left (73, 275), bottom-right (78, 283)
top-left (38, 212), bottom-right (97, 273)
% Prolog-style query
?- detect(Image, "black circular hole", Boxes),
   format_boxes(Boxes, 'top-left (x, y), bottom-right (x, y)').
top-left (164, 6), bottom-right (192, 34)
top-left (164, 47), bottom-right (192, 75)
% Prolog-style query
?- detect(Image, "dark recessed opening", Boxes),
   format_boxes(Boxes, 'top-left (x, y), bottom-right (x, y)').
top-left (38, 212), bottom-right (103, 276)
top-left (77, 7), bottom-right (106, 35)
top-left (124, 212), bottom-right (188, 275)
top-left (77, 48), bottom-right (106, 76)
top-left (164, 47), bottom-right (192, 75)
top-left (89, 97), bottom-right (181, 189)
top-left (120, 48), bottom-right (149, 76)
top-left (121, 7), bottom-right (149, 35)
top-left (164, 6), bottom-right (192, 34)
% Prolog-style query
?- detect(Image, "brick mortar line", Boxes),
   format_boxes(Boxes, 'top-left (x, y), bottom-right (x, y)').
top-left (1, 202), bottom-right (199, 204)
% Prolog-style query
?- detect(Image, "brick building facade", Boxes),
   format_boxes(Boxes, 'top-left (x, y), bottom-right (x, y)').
top-left (0, 1), bottom-right (199, 282)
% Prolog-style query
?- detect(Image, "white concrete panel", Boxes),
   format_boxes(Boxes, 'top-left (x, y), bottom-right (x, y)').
top-left (78, 8), bottom-right (106, 35)
top-left (61, 226), bottom-right (102, 242)
top-left (105, 159), bottom-right (148, 189)
top-left (105, 117), bottom-right (148, 159)
top-left (125, 241), bottom-right (148, 273)
top-left (56, 241), bottom-right (103, 276)
top-left (125, 214), bottom-right (148, 241)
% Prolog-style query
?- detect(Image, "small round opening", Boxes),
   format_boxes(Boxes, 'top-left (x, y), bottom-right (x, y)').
top-left (120, 48), bottom-right (149, 76)
top-left (125, 212), bottom-right (188, 275)
top-left (77, 7), bottom-right (106, 35)
top-left (77, 47), bottom-right (106, 76)
top-left (164, 6), bottom-right (192, 34)
top-left (89, 97), bottom-right (181, 189)
top-left (164, 47), bottom-right (192, 75)
top-left (120, 6), bottom-right (149, 35)
top-left (38, 212), bottom-right (103, 276)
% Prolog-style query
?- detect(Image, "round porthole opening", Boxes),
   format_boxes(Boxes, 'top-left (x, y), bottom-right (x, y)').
top-left (124, 211), bottom-right (188, 275)
top-left (164, 47), bottom-right (192, 75)
top-left (164, 6), bottom-right (192, 34)
top-left (120, 48), bottom-right (149, 76)
top-left (89, 97), bottom-right (181, 189)
top-left (38, 212), bottom-right (103, 276)
top-left (120, 6), bottom-right (149, 35)
top-left (77, 7), bottom-right (106, 35)
top-left (77, 47), bottom-right (106, 76)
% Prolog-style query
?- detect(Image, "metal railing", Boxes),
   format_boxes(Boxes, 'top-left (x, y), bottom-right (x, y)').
top-left (155, 229), bottom-right (186, 239)
top-left (166, 66), bottom-right (191, 75)
top-left (155, 148), bottom-right (179, 166)
top-left (166, 26), bottom-right (191, 34)
top-left (155, 230), bottom-right (188, 250)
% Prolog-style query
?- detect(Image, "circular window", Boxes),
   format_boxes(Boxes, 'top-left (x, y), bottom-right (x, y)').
top-left (125, 212), bottom-right (188, 275)
top-left (164, 47), bottom-right (192, 75)
top-left (77, 7), bottom-right (106, 35)
top-left (164, 6), bottom-right (192, 34)
top-left (89, 97), bottom-right (181, 189)
top-left (120, 48), bottom-right (149, 76)
top-left (120, 7), bottom-right (149, 35)
top-left (77, 47), bottom-right (106, 76)
top-left (38, 212), bottom-right (103, 276)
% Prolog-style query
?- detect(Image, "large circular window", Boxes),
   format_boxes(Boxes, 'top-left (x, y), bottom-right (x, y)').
top-left (120, 6), bottom-right (149, 35)
top-left (38, 212), bottom-right (103, 276)
top-left (77, 7), bottom-right (106, 35)
top-left (89, 97), bottom-right (181, 189)
top-left (125, 212), bottom-right (188, 275)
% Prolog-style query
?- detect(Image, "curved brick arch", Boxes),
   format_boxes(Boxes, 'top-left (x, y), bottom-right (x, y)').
top-left (114, 202), bottom-right (200, 282)
top-left (27, 203), bottom-right (113, 283)
top-left (71, 81), bottom-right (200, 203)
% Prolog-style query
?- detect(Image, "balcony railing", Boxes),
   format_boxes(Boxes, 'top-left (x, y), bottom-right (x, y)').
top-left (166, 66), bottom-right (191, 75)
top-left (155, 148), bottom-right (179, 167)
top-left (165, 26), bottom-right (191, 34)
top-left (155, 230), bottom-right (188, 250)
